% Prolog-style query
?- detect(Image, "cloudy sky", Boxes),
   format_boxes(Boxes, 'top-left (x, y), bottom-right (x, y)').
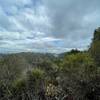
top-left (0, 0), bottom-right (100, 53)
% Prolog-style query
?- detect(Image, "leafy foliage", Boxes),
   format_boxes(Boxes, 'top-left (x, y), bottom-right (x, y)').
top-left (90, 27), bottom-right (100, 66)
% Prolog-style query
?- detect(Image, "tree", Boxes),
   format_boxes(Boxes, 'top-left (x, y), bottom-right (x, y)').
top-left (58, 53), bottom-right (97, 99)
top-left (90, 27), bottom-right (100, 66)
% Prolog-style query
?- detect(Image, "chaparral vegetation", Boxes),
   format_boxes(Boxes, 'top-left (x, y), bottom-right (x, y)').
top-left (0, 28), bottom-right (100, 100)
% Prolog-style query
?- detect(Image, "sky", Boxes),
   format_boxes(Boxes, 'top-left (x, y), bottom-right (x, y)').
top-left (0, 0), bottom-right (100, 53)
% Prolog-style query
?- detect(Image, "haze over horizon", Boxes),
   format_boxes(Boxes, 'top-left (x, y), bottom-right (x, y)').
top-left (0, 0), bottom-right (100, 53)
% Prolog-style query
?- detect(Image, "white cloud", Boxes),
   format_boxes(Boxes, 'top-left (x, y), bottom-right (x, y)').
top-left (0, 0), bottom-right (100, 53)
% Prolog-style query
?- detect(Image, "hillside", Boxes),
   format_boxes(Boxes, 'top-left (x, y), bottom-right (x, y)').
top-left (0, 28), bottom-right (100, 100)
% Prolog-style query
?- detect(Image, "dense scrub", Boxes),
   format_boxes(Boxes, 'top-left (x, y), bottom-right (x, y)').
top-left (0, 28), bottom-right (100, 100)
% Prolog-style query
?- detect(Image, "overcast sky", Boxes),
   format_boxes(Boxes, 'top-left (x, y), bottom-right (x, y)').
top-left (0, 0), bottom-right (100, 53)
